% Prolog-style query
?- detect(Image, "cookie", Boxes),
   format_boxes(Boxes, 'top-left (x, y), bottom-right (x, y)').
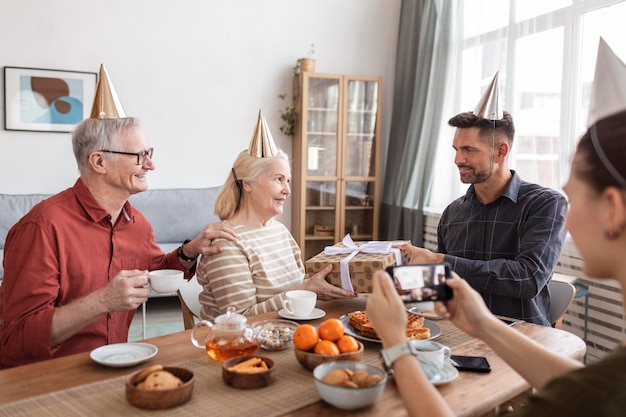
top-left (135, 364), bottom-right (164, 383)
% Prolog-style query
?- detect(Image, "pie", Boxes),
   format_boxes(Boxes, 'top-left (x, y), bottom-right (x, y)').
top-left (348, 310), bottom-right (430, 340)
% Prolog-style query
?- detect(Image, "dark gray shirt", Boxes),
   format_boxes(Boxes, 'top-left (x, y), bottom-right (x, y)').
top-left (437, 171), bottom-right (567, 325)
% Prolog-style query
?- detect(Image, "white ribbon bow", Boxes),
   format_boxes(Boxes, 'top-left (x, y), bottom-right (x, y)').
top-left (323, 234), bottom-right (404, 292)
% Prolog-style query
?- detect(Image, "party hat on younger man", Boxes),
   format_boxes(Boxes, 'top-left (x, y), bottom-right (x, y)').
top-left (473, 71), bottom-right (503, 121)
top-left (248, 110), bottom-right (278, 157)
top-left (90, 64), bottom-right (127, 119)
top-left (587, 37), bottom-right (626, 127)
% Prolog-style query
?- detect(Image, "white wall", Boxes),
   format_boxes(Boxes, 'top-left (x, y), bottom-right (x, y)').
top-left (0, 0), bottom-right (401, 229)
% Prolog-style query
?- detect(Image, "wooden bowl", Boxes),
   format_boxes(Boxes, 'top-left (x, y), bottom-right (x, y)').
top-left (125, 366), bottom-right (194, 409)
top-left (222, 355), bottom-right (276, 389)
top-left (294, 341), bottom-right (364, 372)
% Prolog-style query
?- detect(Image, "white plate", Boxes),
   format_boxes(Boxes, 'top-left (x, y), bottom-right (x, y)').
top-left (429, 362), bottom-right (459, 385)
top-left (278, 308), bottom-right (326, 320)
top-left (339, 315), bottom-right (442, 343)
top-left (90, 342), bottom-right (158, 367)
top-left (406, 306), bottom-right (445, 321)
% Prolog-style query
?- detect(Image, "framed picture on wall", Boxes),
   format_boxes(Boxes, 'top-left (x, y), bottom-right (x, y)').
top-left (3, 66), bottom-right (97, 133)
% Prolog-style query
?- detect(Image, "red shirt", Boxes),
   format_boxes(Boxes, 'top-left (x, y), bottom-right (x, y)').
top-left (0, 179), bottom-right (192, 368)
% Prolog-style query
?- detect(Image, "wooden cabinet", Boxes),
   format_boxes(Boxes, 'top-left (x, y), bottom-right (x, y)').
top-left (292, 73), bottom-right (382, 260)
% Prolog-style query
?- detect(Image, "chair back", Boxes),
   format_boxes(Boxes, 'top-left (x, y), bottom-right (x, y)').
top-left (177, 275), bottom-right (202, 330)
top-left (548, 280), bottom-right (576, 328)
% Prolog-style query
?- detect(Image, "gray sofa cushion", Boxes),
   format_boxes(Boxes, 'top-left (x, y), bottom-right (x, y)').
top-left (129, 187), bottom-right (221, 244)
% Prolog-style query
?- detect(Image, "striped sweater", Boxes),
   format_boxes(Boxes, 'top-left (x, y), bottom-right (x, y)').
top-left (196, 221), bottom-right (304, 321)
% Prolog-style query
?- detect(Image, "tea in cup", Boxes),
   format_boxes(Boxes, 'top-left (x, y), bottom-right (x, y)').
top-left (410, 340), bottom-right (451, 379)
top-left (282, 290), bottom-right (317, 317)
top-left (147, 269), bottom-right (184, 294)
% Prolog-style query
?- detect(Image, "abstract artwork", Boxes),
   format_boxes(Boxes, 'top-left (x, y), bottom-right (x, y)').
top-left (3, 67), bottom-right (97, 132)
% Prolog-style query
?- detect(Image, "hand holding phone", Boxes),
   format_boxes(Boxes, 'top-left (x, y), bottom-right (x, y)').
top-left (386, 262), bottom-right (453, 302)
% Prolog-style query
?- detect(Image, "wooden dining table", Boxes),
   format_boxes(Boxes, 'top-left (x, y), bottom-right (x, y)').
top-left (0, 295), bottom-right (586, 416)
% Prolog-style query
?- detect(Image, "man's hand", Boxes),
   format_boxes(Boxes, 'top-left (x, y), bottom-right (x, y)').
top-left (99, 270), bottom-right (151, 312)
top-left (397, 243), bottom-right (444, 264)
top-left (183, 221), bottom-right (238, 257)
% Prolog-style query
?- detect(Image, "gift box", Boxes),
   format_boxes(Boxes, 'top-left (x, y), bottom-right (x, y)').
top-left (304, 236), bottom-right (411, 293)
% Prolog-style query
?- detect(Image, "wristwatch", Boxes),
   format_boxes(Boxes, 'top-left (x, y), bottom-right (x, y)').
top-left (380, 341), bottom-right (419, 373)
top-left (178, 239), bottom-right (197, 262)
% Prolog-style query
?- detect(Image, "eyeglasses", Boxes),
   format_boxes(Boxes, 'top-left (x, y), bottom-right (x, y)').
top-left (99, 148), bottom-right (154, 165)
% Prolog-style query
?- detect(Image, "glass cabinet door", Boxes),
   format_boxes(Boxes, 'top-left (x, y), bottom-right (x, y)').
top-left (344, 80), bottom-right (379, 177)
top-left (306, 77), bottom-right (339, 177)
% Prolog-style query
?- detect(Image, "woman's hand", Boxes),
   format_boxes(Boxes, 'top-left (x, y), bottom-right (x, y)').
top-left (298, 265), bottom-right (357, 300)
top-left (434, 272), bottom-right (499, 339)
top-left (366, 270), bottom-right (408, 347)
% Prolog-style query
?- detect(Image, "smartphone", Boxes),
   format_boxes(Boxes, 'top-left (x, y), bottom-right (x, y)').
top-left (450, 355), bottom-right (491, 373)
top-left (386, 263), bottom-right (453, 302)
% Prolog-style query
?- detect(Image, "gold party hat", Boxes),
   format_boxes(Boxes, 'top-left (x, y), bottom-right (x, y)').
top-left (473, 71), bottom-right (503, 121)
top-left (587, 37), bottom-right (626, 127)
top-left (90, 64), bottom-right (127, 119)
top-left (248, 110), bottom-right (278, 157)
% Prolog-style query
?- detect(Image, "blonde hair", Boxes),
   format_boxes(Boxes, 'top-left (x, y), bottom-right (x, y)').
top-left (215, 149), bottom-right (290, 220)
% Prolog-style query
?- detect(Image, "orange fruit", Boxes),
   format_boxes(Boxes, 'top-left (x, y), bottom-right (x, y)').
top-left (293, 324), bottom-right (319, 351)
top-left (314, 339), bottom-right (340, 355)
top-left (336, 335), bottom-right (360, 353)
top-left (318, 318), bottom-right (344, 342)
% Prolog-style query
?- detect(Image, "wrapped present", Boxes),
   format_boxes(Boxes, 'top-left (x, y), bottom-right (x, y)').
top-left (304, 234), bottom-right (411, 293)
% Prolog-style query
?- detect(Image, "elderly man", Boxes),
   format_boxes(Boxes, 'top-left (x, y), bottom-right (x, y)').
top-left (400, 73), bottom-right (567, 325)
top-left (0, 65), bottom-right (236, 367)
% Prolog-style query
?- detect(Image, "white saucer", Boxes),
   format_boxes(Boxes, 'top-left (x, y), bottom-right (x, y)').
top-left (429, 362), bottom-right (459, 385)
top-left (278, 308), bottom-right (326, 320)
top-left (90, 342), bottom-right (158, 367)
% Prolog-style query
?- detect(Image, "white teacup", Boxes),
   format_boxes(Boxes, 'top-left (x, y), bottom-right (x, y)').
top-left (148, 269), bottom-right (184, 294)
top-left (410, 340), bottom-right (451, 379)
top-left (282, 290), bottom-right (317, 317)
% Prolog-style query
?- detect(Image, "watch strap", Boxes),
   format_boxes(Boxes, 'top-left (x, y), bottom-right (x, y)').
top-left (380, 341), bottom-right (418, 373)
top-left (178, 239), bottom-right (197, 262)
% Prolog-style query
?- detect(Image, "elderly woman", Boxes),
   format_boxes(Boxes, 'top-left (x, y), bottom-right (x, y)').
top-left (196, 112), bottom-right (355, 321)
top-left (366, 42), bottom-right (626, 417)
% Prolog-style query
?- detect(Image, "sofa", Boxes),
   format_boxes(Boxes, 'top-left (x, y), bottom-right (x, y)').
top-left (0, 187), bottom-right (221, 291)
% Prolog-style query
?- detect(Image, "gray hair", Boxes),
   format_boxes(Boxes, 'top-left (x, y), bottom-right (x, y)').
top-left (215, 149), bottom-right (290, 220)
top-left (72, 117), bottom-right (142, 175)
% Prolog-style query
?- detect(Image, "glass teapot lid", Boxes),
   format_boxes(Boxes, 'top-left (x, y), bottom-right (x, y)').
top-left (214, 306), bottom-right (247, 331)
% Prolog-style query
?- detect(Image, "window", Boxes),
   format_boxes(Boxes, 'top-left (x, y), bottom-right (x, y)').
top-left (428, 0), bottom-right (626, 212)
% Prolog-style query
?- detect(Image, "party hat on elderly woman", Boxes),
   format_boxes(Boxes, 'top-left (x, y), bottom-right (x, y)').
top-left (90, 64), bottom-right (127, 119)
top-left (473, 71), bottom-right (503, 121)
top-left (587, 37), bottom-right (626, 127)
top-left (248, 110), bottom-right (278, 157)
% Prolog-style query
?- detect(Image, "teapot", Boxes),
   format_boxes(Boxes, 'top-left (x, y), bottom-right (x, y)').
top-left (190, 306), bottom-right (259, 361)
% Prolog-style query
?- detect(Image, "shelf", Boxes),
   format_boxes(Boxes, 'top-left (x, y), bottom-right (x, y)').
top-left (306, 206), bottom-right (335, 210)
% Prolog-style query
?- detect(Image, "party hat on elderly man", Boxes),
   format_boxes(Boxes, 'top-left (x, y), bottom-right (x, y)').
top-left (248, 110), bottom-right (278, 157)
top-left (473, 71), bottom-right (503, 121)
top-left (587, 37), bottom-right (626, 127)
top-left (90, 64), bottom-right (127, 119)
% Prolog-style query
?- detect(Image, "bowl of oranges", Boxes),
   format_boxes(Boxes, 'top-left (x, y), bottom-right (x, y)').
top-left (293, 318), bottom-right (364, 371)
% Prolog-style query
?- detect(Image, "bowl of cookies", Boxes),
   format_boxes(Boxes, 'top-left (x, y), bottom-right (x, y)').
top-left (313, 361), bottom-right (387, 410)
top-left (222, 355), bottom-right (276, 389)
top-left (125, 364), bottom-right (194, 409)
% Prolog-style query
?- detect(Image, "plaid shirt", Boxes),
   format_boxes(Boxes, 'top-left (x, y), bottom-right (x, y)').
top-left (437, 171), bottom-right (567, 325)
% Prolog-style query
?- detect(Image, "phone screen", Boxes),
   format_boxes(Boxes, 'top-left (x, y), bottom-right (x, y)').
top-left (386, 263), bottom-right (453, 302)
top-left (450, 355), bottom-right (491, 373)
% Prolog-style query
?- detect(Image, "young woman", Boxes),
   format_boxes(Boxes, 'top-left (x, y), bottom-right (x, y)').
top-left (366, 108), bottom-right (626, 416)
